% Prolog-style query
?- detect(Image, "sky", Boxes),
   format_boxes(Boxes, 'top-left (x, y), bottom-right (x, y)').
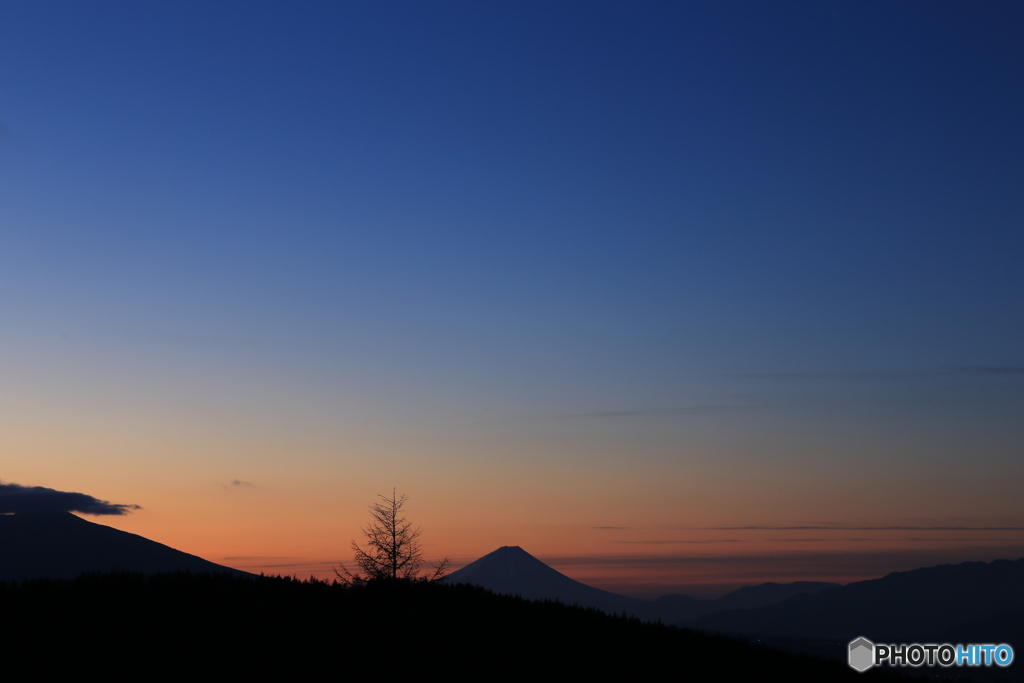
top-left (2, 1), bottom-right (1022, 598)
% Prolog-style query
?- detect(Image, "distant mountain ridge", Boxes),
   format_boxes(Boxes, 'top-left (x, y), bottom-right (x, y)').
top-left (0, 511), bottom-right (248, 581)
top-left (682, 557), bottom-right (1024, 644)
top-left (654, 581), bottom-right (839, 620)
top-left (445, 546), bottom-right (837, 622)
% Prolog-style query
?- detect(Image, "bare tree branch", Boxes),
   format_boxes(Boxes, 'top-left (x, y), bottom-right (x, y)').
top-left (343, 489), bottom-right (446, 582)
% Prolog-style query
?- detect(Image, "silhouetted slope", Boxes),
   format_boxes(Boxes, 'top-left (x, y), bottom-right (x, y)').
top-left (0, 573), bottom-right (903, 679)
top-left (655, 581), bottom-right (840, 620)
top-left (684, 558), bottom-right (1024, 643)
top-left (449, 546), bottom-right (843, 623)
top-left (445, 545), bottom-right (653, 617)
top-left (652, 591), bottom-right (709, 615)
top-left (714, 580), bottom-right (838, 611)
top-left (0, 511), bottom-right (246, 580)
top-left (937, 606), bottom-right (1024, 650)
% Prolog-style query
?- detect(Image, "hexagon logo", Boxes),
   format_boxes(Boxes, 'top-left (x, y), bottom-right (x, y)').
top-left (849, 637), bottom-right (875, 672)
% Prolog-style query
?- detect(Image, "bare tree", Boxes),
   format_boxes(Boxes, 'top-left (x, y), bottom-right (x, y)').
top-left (337, 489), bottom-right (449, 583)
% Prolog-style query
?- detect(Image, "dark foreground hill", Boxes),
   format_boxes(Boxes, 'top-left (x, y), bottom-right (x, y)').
top-left (0, 511), bottom-right (247, 580)
top-left (0, 572), bottom-right (902, 679)
top-left (684, 557), bottom-right (1024, 644)
top-left (681, 557), bottom-right (1024, 680)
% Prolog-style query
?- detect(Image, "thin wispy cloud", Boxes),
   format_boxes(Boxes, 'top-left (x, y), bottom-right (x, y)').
top-left (737, 367), bottom-right (1024, 381)
top-left (547, 366), bottom-right (1024, 422)
top-left (760, 537), bottom-right (1023, 543)
top-left (554, 405), bottom-right (748, 419)
top-left (136, 331), bottom-right (260, 349)
top-left (766, 538), bottom-right (848, 543)
top-left (701, 526), bottom-right (1024, 531)
top-left (614, 539), bottom-right (745, 544)
top-left (960, 366), bottom-right (1024, 375)
top-left (904, 537), bottom-right (1024, 543)
top-left (538, 547), bottom-right (1024, 576)
top-left (237, 560), bottom-right (343, 569)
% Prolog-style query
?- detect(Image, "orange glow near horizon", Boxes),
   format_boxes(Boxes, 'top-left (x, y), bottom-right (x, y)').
top-left (7, 383), bottom-right (1023, 599)
top-left (70, 487), bottom-right (1024, 599)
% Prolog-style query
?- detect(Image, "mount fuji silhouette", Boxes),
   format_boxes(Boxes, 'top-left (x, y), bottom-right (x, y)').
top-left (0, 511), bottom-right (247, 581)
top-left (445, 546), bottom-right (837, 622)
top-left (445, 545), bottom-right (652, 616)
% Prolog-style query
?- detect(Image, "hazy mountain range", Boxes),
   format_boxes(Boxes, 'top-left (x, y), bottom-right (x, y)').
top-left (680, 556), bottom-right (1024, 645)
top-left (447, 545), bottom-right (1024, 666)
top-left (444, 545), bottom-right (837, 623)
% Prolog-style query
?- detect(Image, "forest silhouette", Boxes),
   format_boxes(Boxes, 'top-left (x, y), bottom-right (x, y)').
top-left (0, 571), bottom-right (906, 679)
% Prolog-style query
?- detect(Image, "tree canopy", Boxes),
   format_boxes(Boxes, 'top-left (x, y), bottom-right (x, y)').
top-left (341, 490), bottom-right (448, 583)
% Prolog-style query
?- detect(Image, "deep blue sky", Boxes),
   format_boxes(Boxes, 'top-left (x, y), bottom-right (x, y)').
top-left (2, 2), bottom-right (1023, 591)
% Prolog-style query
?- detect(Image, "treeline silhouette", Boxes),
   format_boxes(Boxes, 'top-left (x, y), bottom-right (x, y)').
top-left (0, 571), bottom-right (904, 678)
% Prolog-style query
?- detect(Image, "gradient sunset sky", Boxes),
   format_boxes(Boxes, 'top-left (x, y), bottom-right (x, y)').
top-left (2, 1), bottom-right (1022, 598)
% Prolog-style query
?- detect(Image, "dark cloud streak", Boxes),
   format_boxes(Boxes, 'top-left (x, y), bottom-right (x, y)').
top-left (0, 482), bottom-right (140, 516)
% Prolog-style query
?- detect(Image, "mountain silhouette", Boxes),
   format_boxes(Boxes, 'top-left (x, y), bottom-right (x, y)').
top-left (445, 545), bottom-right (652, 616)
top-left (683, 557), bottom-right (1024, 644)
top-left (446, 546), bottom-right (837, 622)
top-left (654, 581), bottom-right (839, 620)
top-left (0, 511), bottom-right (248, 581)
top-left (713, 581), bottom-right (839, 611)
